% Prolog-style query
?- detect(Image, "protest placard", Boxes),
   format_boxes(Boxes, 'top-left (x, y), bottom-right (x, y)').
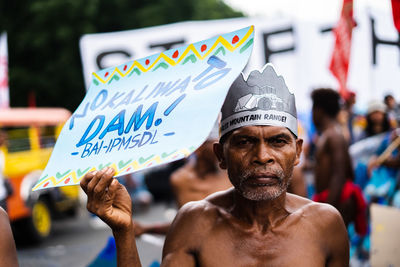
top-left (370, 204), bottom-right (400, 266)
top-left (33, 26), bottom-right (254, 190)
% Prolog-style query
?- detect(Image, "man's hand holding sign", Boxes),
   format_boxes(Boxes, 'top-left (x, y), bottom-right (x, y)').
top-left (80, 168), bottom-right (131, 231)
top-left (80, 167), bottom-right (141, 266)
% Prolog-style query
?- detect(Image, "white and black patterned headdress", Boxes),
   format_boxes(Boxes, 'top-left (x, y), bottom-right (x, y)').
top-left (220, 64), bottom-right (298, 137)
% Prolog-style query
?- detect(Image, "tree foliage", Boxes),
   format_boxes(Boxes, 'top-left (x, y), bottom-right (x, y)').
top-left (0, 0), bottom-right (242, 110)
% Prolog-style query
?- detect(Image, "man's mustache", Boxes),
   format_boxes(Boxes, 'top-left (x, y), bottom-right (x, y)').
top-left (240, 167), bottom-right (284, 181)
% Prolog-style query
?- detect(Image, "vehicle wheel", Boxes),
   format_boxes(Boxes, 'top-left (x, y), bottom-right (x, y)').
top-left (28, 199), bottom-right (52, 243)
top-left (64, 205), bottom-right (78, 217)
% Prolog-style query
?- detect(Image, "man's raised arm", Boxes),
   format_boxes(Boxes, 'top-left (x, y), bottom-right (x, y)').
top-left (80, 167), bottom-right (142, 267)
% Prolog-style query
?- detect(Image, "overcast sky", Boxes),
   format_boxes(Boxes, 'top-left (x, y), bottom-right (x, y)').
top-left (223, 0), bottom-right (391, 21)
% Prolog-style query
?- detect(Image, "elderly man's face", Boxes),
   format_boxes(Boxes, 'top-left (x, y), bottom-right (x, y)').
top-left (214, 125), bottom-right (302, 201)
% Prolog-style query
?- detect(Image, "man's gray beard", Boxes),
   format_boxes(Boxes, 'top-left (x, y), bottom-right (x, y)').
top-left (231, 167), bottom-right (292, 201)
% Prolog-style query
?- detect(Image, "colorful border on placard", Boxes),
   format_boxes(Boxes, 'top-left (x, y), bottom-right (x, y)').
top-left (91, 26), bottom-right (254, 85)
top-left (33, 147), bottom-right (196, 190)
top-left (34, 26), bottom-right (254, 191)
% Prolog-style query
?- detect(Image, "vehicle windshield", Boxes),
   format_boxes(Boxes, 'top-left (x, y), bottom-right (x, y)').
top-left (4, 126), bottom-right (57, 153)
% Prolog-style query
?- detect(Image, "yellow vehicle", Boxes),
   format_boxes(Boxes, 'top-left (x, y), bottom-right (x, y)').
top-left (0, 108), bottom-right (80, 243)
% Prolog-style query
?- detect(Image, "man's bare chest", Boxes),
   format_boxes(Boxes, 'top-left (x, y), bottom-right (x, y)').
top-left (195, 224), bottom-right (326, 267)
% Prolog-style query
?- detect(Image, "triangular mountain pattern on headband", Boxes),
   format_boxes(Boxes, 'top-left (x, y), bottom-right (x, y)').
top-left (220, 64), bottom-right (298, 137)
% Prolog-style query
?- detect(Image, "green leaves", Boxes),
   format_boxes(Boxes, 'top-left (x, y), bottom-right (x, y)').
top-left (4, 0), bottom-right (243, 110)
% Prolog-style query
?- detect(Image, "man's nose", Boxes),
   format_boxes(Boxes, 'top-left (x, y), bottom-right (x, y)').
top-left (253, 143), bottom-right (274, 165)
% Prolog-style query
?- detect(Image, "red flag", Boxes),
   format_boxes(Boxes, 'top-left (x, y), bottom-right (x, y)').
top-left (329, 0), bottom-right (355, 99)
top-left (392, 0), bottom-right (400, 33)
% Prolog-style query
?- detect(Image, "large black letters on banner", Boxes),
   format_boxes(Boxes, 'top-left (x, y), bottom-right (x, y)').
top-left (96, 50), bottom-right (132, 69)
top-left (371, 17), bottom-right (400, 66)
top-left (262, 26), bottom-right (296, 63)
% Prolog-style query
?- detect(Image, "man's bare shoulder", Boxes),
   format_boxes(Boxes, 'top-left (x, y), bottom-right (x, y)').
top-left (191, 191), bottom-right (344, 224)
top-left (287, 194), bottom-right (349, 261)
top-left (169, 188), bottom-right (234, 232)
top-left (287, 193), bottom-right (346, 231)
top-left (288, 193), bottom-right (339, 213)
top-left (0, 208), bottom-right (10, 230)
top-left (0, 208), bottom-right (18, 267)
top-left (178, 192), bottom-right (344, 227)
top-left (177, 188), bottom-right (234, 216)
top-left (163, 189), bottom-right (234, 254)
top-left (324, 126), bottom-right (348, 145)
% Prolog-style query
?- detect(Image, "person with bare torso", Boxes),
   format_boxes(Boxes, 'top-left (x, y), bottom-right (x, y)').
top-left (311, 88), bottom-right (367, 235)
top-left (81, 65), bottom-right (349, 266)
top-left (133, 138), bottom-right (232, 236)
top-left (0, 207), bottom-right (18, 267)
top-left (170, 139), bottom-right (232, 208)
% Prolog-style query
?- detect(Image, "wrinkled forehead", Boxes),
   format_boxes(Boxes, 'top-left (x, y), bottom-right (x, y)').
top-left (235, 124), bottom-right (292, 134)
top-left (222, 125), bottom-right (296, 143)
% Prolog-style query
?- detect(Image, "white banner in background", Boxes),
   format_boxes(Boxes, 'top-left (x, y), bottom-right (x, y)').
top-left (80, 7), bottom-right (400, 113)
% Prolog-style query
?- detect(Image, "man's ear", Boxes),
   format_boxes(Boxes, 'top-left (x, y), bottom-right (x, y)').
top-left (213, 142), bottom-right (227, 169)
top-left (294, 138), bottom-right (303, 166)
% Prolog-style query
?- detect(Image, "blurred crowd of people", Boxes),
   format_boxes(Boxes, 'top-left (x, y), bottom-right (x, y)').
top-left (295, 90), bottom-right (400, 264)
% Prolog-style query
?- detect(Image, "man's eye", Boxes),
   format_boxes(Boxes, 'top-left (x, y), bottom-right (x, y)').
top-left (271, 139), bottom-right (287, 144)
top-left (236, 139), bottom-right (251, 146)
top-left (238, 140), bottom-right (249, 145)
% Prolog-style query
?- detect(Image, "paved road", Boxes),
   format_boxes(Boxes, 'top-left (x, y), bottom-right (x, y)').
top-left (17, 202), bottom-right (173, 267)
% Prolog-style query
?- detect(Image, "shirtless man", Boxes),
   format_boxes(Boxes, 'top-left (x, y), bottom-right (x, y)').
top-left (170, 139), bottom-right (232, 208)
top-left (81, 65), bottom-right (349, 266)
top-left (311, 88), bottom-right (366, 234)
top-left (0, 207), bottom-right (18, 267)
top-left (134, 137), bottom-right (232, 236)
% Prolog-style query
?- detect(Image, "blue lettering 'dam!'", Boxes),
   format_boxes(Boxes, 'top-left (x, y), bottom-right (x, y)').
top-left (33, 26), bottom-right (254, 190)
